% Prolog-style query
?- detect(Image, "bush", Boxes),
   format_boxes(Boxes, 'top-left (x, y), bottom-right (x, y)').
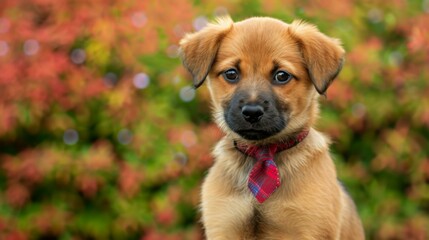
top-left (0, 0), bottom-right (428, 239)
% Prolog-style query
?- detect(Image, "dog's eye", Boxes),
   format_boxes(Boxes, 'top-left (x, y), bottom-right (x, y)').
top-left (273, 71), bottom-right (293, 84)
top-left (223, 69), bottom-right (239, 83)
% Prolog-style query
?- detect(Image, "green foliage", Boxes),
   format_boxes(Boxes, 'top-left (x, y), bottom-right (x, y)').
top-left (0, 0), bottom-right (428, 239)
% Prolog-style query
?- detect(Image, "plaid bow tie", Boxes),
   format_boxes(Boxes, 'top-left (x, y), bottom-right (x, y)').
top-left (234, 130), bottom-right (309, 203)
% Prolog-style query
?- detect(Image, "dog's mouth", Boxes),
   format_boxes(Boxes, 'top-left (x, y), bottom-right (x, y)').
top-left (224, 107), bottom-right (287, 141)
top-left (235, 129), bottom-right (278, 140)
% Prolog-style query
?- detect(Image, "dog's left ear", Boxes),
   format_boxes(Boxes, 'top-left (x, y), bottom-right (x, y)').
top-left (179, 17), bottom-right (233, 88)
top-left (289, 20), bottom-right (345, 95)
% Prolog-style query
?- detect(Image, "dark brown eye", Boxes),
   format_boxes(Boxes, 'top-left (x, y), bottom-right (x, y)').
top-left (223, 69), bottom-right (239, 83)
top-left (273, 70), bottom-right (292, 84)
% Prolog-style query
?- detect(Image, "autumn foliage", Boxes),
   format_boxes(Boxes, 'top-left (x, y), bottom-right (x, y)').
top-left (0, 0), bottom-right (428, 239)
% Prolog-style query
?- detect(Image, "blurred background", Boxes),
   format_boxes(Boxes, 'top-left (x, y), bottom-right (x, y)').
top-left (0, 0), bottom-right (428, 239)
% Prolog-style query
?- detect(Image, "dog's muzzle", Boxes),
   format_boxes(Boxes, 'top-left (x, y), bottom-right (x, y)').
top-left (224, 91), bottom-right (286, 140)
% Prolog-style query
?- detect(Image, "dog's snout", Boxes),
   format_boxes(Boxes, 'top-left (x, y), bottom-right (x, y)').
top-left (242, 105), bottom-right (264, 123)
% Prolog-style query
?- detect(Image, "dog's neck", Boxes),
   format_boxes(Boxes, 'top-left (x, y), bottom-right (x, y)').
top-left (233, 130), bottom-right (309, 156)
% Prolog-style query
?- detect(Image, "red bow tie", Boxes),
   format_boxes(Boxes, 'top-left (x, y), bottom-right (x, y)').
top-left (234, 130), bottom-right (309, 203)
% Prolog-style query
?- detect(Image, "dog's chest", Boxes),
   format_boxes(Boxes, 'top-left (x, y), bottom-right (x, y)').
top-left (246, 206), bottom-right (266, 238)
top-left (244, 204), bottom-right (289, 239)
top-left (228, 151), bottom-right (302, 237)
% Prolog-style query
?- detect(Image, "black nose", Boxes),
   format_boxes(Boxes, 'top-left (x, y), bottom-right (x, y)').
top-left (242, 105), bottom-right (264, 123)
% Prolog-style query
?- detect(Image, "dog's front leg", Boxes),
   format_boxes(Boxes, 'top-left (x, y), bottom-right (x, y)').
top-left (202, 196), bottom-right (253, 240)
top-left (201, 164), bottom-right (254, 240)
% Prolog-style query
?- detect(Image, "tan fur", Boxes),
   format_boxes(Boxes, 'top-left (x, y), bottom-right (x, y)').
top-left (180, 16), bottom-right (364, 240)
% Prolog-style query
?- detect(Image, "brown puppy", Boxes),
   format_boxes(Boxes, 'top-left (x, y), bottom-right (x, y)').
top-left (180, 16), bottom-right (364, 240)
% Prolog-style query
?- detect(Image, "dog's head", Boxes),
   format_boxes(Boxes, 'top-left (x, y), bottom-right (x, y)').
top-left (180, 16), bottom-right (344, 143)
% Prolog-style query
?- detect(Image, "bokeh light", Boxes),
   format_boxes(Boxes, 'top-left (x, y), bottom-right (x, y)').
top-left (180, 130), bottom-right (197, 148)
top-left (70, 48), bottom-right (86, 65)
top-left (63, 129), bottom-right (79, 145)
top-left (118, 129), bottom-right (133, 145)
top-left (179, 86), bottom-right (195, 102)
top-left (133, 72), bottom-right (150, 89)
top-left (103, 72), bottom-right (118, 88)
top-left (174, 152), bottom-right (188, 166)
top-left (131, 12), bottom-right (147, 28)
top-left (193, 16), bottom-right (208, 31)
top-left (23, 39), bottom-right (39, 56)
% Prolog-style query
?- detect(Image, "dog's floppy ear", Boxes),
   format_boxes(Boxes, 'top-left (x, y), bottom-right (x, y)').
top-left (179, 17), bottom-right (233, 88)
top-left (289, 20), bottom-right (345, 95)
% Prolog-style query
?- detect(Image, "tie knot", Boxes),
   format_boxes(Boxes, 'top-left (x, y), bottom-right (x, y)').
top-left (247, 145), bottom-right (277, 160)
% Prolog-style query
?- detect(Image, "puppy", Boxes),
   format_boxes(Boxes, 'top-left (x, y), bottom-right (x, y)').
top-left (180, 16), bottom-right (364, 240)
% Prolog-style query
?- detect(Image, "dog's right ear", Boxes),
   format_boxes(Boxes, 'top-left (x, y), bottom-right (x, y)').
top-left (179, 16), bottom-right (233, 88)
top-left (289, 20), bottom-right (345, 95)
